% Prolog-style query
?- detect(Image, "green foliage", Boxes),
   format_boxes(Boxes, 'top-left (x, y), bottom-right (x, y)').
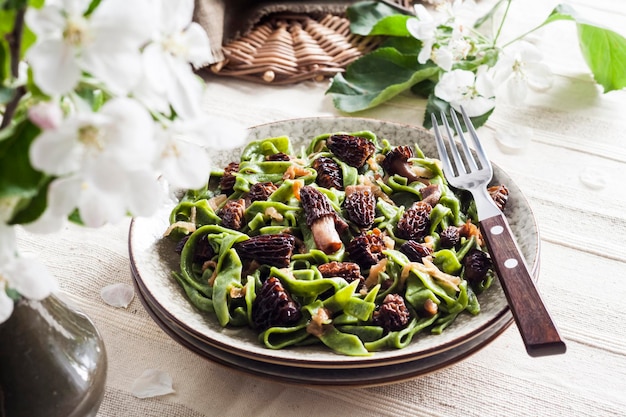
top-left (0, 119), bottom-right (49, 224)
top-left (346, 0), bottom-right (408, 36)
top-left (541, 4), bottom-right (626, 92)
top-left (327, 47), bottom-right (438, 113)
top-left (327, 1), bottom-right (626, 128)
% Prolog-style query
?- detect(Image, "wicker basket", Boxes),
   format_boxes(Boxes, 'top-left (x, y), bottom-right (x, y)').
top-left (208, 1), bottom-right (415, 85)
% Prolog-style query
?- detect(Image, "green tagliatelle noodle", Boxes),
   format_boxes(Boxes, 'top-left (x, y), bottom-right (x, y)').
top-left (166, 132), bottom-right (496, 356)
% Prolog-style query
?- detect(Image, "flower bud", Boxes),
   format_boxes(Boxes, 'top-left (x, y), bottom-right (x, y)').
top-left (28, 102), bottom-right (63, 130)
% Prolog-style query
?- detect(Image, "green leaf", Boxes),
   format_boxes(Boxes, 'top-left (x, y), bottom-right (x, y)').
top-left (368, 15), bottom-right (412, 37)
top-left (423, 95), bottom-right (494, 130)
top-left (326, 47), bottom-right (438, 113)
top-left (8, 176), bottom-right (51, 224)
top-left (576, 24), bottom-right (626, 92)
top-left (347, 0), bottom-right (410, 36)
top-left (380, 36), bottom-right (422, 54)
top-left (0, 120), bottom-right (44, 201)
top-left (539, 4), bottom-right (626, 92)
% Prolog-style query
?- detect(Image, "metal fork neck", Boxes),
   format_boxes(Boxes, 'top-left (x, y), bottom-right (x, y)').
top-left (472, 186), bottom-right (501, 221)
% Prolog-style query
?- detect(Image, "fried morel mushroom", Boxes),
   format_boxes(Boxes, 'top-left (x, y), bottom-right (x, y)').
top-left (344, 185), bottom-right (376, 229)
top-left (488, 184), bottom-right (509, 212)
top-left (299, 185), bottom-right (348, 254)
top-left (219, 199), bottom-right (246, 231)
top-left (381, 146), bottom-right (424, 184)
top-left (396, 201), bottom-right (432, 241)
top-left (252, 277), bottom-right (302, 330)
top-left (234, 233), bottom-right (296, 268)
top-left (346, 231), bottom-right (386, 268)
top-left (326, 134), bottom-right (376, 168)
top-left (312, 156), bottom-right (343, 190)
top-left (219, 162), bottom-right (240, 194)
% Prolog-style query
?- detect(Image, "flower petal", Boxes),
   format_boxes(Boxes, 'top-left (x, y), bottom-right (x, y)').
top-left (160, 0), bottom-right (194, 34)
top-left (124, 171), bottom-right (163, 217)
top-left (26, 39), bottom-right (81, 95)
top-left (29, 123), bottom-right (82, 175)
top-left (90, 0), bottom-right (154, 48)
top-left (0, 224), bottom-right (16, 265)
top-left (5, 257), bottom-right (59, 301)
top-left (131, 369), bottom-right (175, 399)
top-left (159, 139), bottom-right (211, 190)
top-left (81, 49), bottom-right (143, 95)
top-left (525, 62), bottom-right (553, 91)
top-left (433, 47), bottom-right (453, 71)
top-left (24, 5), bottom-right (64, 37)
top-left (182, 22), bottom-right (213, 67)
top-left (166, 58), bottom-right (203, 119)
top-left (501, 75), bottom-right (528, 105)
top-left (78, 184), bottom-right (125, 227)
top-left (100, 283), bottom-right (135, 308)
top-left (0, 287), bottom-right (14, 324)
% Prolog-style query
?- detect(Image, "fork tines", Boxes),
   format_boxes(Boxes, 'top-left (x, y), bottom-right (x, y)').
top-left (431, 107), bottom-right (492, 179)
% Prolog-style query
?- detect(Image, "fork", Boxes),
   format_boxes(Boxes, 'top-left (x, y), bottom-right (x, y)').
top-left (431, 108), bottom-right (566, 357)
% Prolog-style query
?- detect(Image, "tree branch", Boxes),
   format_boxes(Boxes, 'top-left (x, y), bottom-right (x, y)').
top-left (1, 7), bottom-right (27, 130)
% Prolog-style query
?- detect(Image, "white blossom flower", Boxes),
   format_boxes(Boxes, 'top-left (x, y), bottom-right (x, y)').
top-left (493, 41), bottom-right (553, 105)
top-left (407, 5), bottom-right (438, 65)
top-left (28, 97), bottom-right (162, 228)
top-left (25, 0), bottom-right (154, 96)
top-left (435, 66), bottom-right (496, 117)
top-left (136, 0), bottom-right (212, 119)
top-left (155, 116), bottom-right (247, 190)
top-left (408, 2), bottom-right (473, 71)
top-left (0, 224), bottom-right (58, 324)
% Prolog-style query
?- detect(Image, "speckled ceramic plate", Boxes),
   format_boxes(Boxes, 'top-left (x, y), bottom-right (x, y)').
top-left (129, 117), bottom-right (540, 369)
top-left (133, 272), bottom-right (512, 386)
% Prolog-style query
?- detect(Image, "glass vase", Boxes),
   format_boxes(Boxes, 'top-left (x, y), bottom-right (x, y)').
top-left (0, 294), bottom-right (107, 417)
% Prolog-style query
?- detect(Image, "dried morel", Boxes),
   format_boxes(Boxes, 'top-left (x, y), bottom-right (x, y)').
top-left (372, 294), bottom-right (410, 332)
top-left (396, 201), bottom-right (432, 241)
top-left (266, 152), bottom-right (290, 161)
top-left (326, 134), bottom-right (376, 168)
top-left (344, 186), bottom-right (376, 229)
top-left (399, 240), bottom-right (433, 262)
top-left (312, 156), bottom-right (343, 190)
top-left (176, 234), bottom-right (215, 264)
top-left (234, 233), bottom-right (296, 268)
top-left (488, 184), bottom-right (509, 212)
top-left (252, 277), bottom-right (302, 330)
top-left (219, 199), bottom-right (246, 231)
top-left (192, 234), bottom-right (215, 264)
top-left (219, 162), bottom-right (239, 194)
top-left (346, 232), bottom-right (386, 268)
top-left (299, 185), bottom-right (347, 254)
top-left (439, 226), bottom-right (460, 249)
top-left (248, 181), bottom-right (278, 203)
top-left (318, 261), bottom-right (365, 289)
top-left (463, 248), bottom-right (492, 285)
top-left (381, 146), bottom-right (420, 183)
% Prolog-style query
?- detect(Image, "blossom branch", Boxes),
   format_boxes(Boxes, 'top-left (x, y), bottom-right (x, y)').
top-left (1, 7), bottom-right (27, 130)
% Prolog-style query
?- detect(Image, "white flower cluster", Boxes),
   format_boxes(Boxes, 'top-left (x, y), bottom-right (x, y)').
top-left (407, 1), bottom-right (552, 117)
top-left (0, 0), bottom-right (246, 322)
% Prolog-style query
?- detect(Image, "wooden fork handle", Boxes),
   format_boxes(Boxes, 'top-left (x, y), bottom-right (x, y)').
top-left (479, 215), bottom-right (566, 357)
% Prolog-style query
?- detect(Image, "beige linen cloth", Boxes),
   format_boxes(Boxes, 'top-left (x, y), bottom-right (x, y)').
top-left (14, 0), bottom-right (626, 416)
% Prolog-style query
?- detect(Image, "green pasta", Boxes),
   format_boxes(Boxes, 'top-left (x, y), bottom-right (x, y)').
top-left (165, 130), bottom-right (498, 356)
